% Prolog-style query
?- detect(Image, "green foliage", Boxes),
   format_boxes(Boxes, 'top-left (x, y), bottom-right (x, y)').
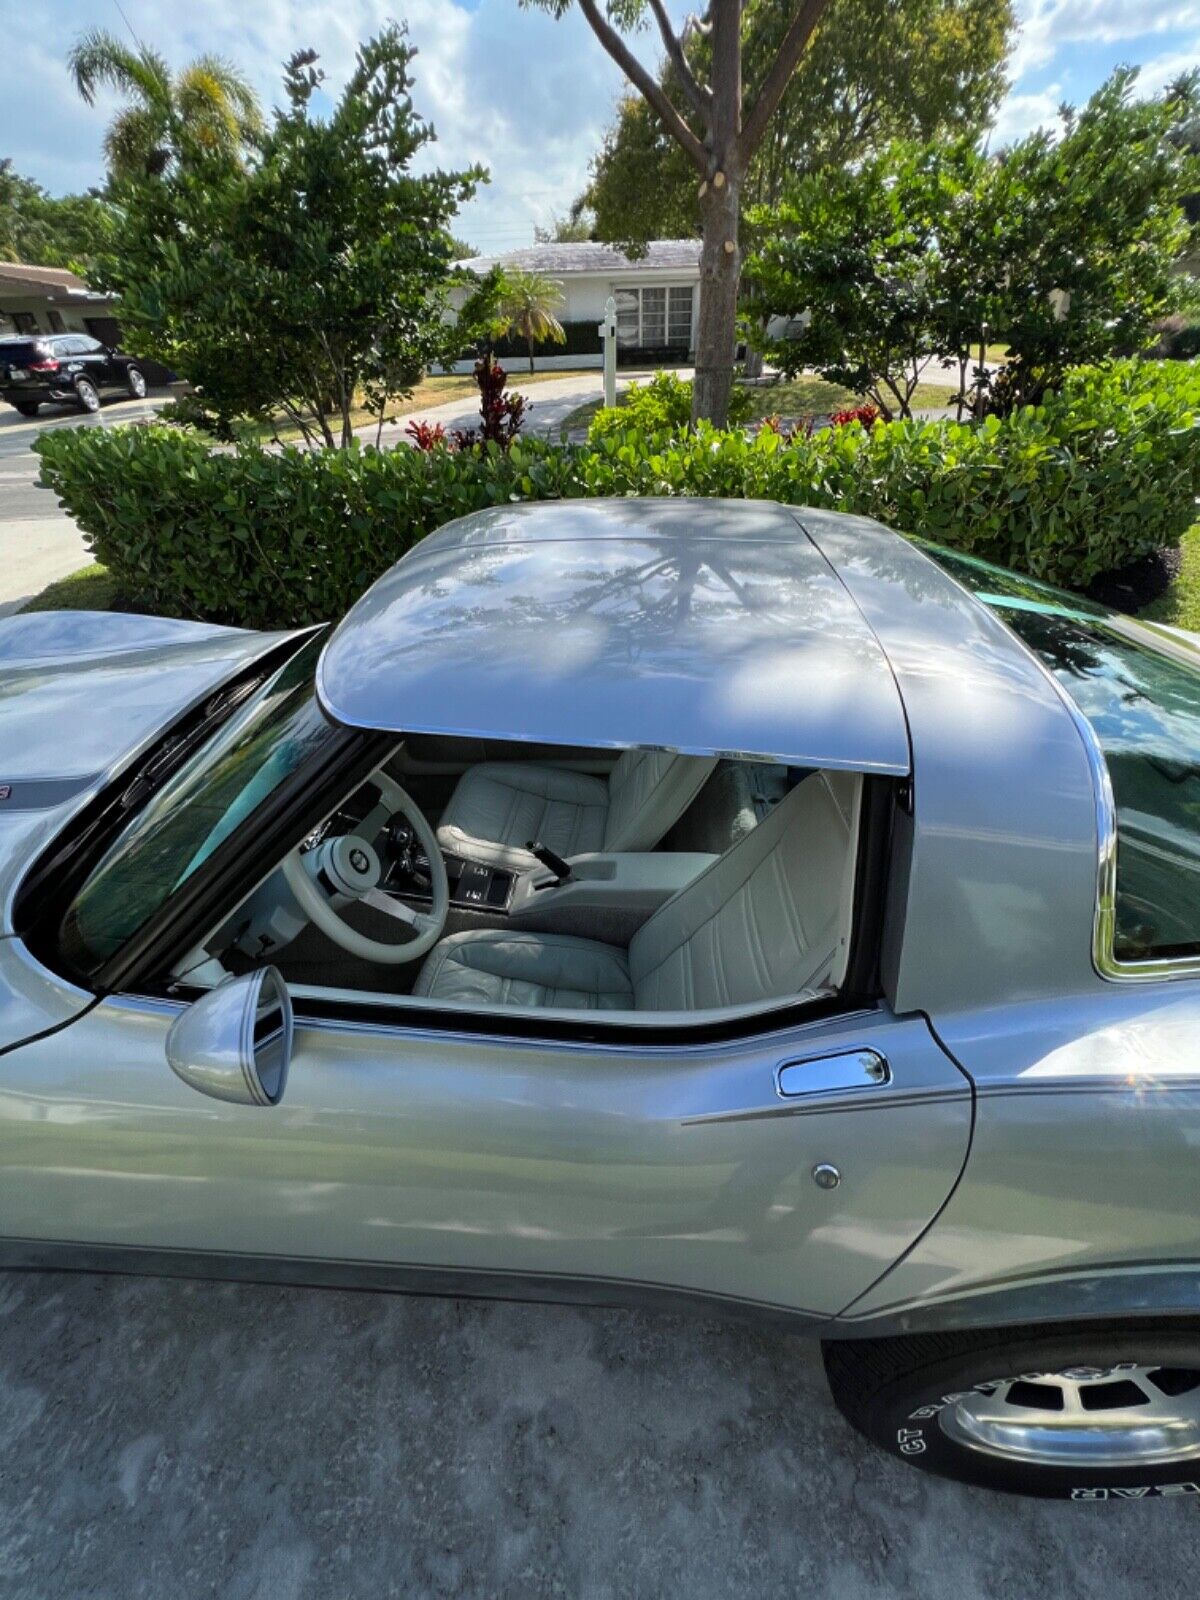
top-left (0, 160), bottom-right (112, 271)
top-left (92, 26), bottom-right (485, 447)
top-left (588, 371), bottom-right (753, 440)
top-left (748, 69), bottom-right (1200, 413)
top-left (34, 361), bottom-right (1200, 628)
top-left (578, 0), bottom-right (1013, 246)
top-left (746, 138), bottom-right (980, 418)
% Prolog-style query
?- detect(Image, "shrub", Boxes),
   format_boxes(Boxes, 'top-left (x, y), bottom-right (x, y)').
top-left (588, 371), bottom-right (752, 442)
top-left (34, 359), bottom-right (1200, 627)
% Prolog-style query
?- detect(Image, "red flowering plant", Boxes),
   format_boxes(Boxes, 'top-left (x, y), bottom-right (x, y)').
top-left (829, 404), bottom-right (880, 428)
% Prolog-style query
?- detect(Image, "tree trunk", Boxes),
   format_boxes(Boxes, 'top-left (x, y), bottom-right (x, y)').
top-left (528, 336), bottom-right (535, 375)
top-left (692, 173), bottom-right (741, 426)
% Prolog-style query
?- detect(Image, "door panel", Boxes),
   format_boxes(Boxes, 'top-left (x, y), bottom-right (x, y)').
top-left (0, 994), bottom-right (971, 1318)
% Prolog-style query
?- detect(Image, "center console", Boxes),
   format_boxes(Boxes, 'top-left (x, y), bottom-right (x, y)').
top-left (506, 851), bottom-right (717, 941)
top-left (381, 824), bottom-right (715, 941)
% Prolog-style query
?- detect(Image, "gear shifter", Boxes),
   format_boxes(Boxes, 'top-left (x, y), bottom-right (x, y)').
top-left (526, 840), bottom-right (572, 884)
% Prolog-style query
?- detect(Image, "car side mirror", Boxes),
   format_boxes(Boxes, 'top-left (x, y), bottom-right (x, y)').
top-left (165, 967), bottom-right (292, 1106)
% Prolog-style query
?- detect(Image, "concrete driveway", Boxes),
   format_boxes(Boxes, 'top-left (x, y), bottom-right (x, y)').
top-left (0, 1272), bottom-right (1196, 1598)
top-left (0, 395), bottom-right (168, 616)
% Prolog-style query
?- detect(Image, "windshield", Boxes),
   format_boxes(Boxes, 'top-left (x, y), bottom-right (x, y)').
top-left (918, 540), bottom-right (1200, 963)
top-left (60, 633), bottom-right (336, 971)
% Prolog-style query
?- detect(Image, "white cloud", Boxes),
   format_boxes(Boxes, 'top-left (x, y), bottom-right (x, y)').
top-left (1011, 0), bottom-right (1200, 75)
top-left (0, 0), bottom-right (630, 252)
top-left (990, 83), bottom-right (1064, 142)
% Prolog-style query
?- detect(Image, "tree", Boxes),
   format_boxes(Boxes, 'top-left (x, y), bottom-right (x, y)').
top-left (67, 28), bottom-right (262, 180)
top-left (527, 0), bottom-right (842, 424)
top-left (744, 140), bottom-right (990, 418)
top-left (579, 0), bottom-right (1012, 245)
top-left (0, 161), bottom-right (111, 270)
top-left (96, 27), bottom-right (486, 446)
top-left (746, 69), bottom-right (1200, 416)
top-left (534, 210), bottom-right (596, 242)
top-left (497, 268), bottom-right (567, 370)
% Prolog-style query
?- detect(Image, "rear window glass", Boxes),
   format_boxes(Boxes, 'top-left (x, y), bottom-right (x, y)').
top-left (0, 341), bottom-right (46, 365)
top-left (917, 540), bottom-right (1200, 964)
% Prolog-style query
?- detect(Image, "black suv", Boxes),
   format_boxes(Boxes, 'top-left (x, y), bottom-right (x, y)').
top-left (0, 333), bottom-right (147, 417)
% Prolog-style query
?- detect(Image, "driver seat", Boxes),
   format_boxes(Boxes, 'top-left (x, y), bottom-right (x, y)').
top-left (414, 771), bottom-right (861, 1013)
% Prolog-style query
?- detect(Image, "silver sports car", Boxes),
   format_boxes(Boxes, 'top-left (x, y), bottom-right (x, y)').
top-left (3, 497), bottom-right (1200, 1500)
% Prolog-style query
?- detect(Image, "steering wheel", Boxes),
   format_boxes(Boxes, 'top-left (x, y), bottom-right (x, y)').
top-left (281, 770), bottom-right (448, 965)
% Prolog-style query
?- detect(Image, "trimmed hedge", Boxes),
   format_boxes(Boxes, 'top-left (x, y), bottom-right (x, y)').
top-left (33, 360), bottom-right (1200, 629)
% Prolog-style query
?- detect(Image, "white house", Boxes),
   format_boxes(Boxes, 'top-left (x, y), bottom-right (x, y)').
top-left (0, 263), bottom-right (120, 343)
top-left (450, 240), bottom-right (702, 371)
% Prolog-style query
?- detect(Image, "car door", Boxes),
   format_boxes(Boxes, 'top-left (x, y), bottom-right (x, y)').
top-left (73, 335), bottom-right (115, 391)
top-left (0, 958), bottom-right (971, 1321)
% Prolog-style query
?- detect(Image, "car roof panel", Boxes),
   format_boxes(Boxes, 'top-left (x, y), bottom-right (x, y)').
top-left (317, 500), bottom-right (911, 773)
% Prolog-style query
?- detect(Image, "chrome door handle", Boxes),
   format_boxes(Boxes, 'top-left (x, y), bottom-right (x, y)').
top-left (776, 1050), bottom-right (891, 1099)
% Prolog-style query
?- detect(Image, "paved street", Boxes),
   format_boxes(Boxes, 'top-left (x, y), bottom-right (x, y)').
top-left (0, 396), bottom-right (167, 616)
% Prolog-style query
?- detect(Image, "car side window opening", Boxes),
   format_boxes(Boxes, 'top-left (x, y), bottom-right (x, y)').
top-left (50, 642), bottom-right (879, 1026)
top-left (920, 540), bottom-right (1200, 962)
top-left (233, 736), bottom-right (870, 1025)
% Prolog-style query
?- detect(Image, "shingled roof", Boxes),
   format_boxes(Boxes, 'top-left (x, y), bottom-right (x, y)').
top-left (455, 240), bottom-right (702, 275)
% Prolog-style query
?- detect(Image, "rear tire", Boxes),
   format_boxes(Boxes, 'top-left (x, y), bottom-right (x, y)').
top-left (75, 378), bottom-right (100, 414)
top-left (823, 1322), bottom-right (1200, 1500)
top-left (14, 401), bottom-right (39, 417)
top-left (125, 366), bottom-right (147, 399)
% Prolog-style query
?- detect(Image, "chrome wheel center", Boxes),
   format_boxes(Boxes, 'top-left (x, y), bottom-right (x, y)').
top-left (938, 1364), bottom-right (1200, 1467)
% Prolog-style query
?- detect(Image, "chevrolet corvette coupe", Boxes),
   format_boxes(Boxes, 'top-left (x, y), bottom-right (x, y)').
top-left (3, 497), bottom-right (1200, 1499)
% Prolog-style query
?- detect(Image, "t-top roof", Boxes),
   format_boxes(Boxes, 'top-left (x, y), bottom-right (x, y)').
top-left (317, 500), bottom-right (911, 773)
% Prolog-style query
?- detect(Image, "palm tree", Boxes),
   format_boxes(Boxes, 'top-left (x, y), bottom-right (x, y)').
top-left (498, 269), bottom-right (567, 372)
top-left (68, 29), bottom-right (262, 181)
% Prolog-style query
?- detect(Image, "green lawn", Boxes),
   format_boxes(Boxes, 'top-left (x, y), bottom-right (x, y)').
top-left (738, 375), bottom-right (955, 421)
top-left (1142, 522), bottom-right (1200, 632)
top-left (20, 563), bottom-right (120, 613)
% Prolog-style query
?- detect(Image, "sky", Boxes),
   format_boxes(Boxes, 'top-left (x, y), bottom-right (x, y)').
top-left (2, 0), bottom-right (1199, 255)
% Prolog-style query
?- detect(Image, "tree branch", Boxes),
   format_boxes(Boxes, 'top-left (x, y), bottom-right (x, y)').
top-left (647, 0), bottom-right (711, 123)
top-left (737, 0), bottom-right (828, 166)
top-left (576, 0), bottom-right (708, 170)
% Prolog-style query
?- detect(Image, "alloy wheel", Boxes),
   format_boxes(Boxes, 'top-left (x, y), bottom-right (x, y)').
top-left (937, 1364), bottom-right (1200, 1468)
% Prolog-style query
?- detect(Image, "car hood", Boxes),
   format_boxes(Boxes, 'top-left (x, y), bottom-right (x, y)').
top-left (0, 610), bottom-right (293, 932)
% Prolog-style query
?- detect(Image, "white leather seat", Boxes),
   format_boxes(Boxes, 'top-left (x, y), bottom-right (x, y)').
top-left (436, 750), bottom-right (718, 873)
top-left (416, 771), bottom-right (861, 1013)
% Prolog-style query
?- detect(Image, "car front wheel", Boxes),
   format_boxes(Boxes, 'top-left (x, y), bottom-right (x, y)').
top-left (75, 378), bottom-right (101, 414)
top-left (125, 366), bottom-right (147, 398)
top-left (823, 1322), bottom-right (1200, 1499)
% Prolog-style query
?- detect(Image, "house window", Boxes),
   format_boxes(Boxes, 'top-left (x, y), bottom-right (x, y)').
top-left (47, 310), bottom-right (66, 333)
top-left (612, 285), bottom-right (694, 352)
top-left (12, 312), bottom-right (38, 334)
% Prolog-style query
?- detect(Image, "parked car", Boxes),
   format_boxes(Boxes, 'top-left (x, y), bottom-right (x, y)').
top-left (2, 497), bottom-right (1200, 1501)
top-left (0, 332), bottom-right (147, 416)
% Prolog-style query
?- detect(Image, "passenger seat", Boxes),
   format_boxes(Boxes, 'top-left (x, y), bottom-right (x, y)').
top-left (436, 750), bottom-right (718, 873)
